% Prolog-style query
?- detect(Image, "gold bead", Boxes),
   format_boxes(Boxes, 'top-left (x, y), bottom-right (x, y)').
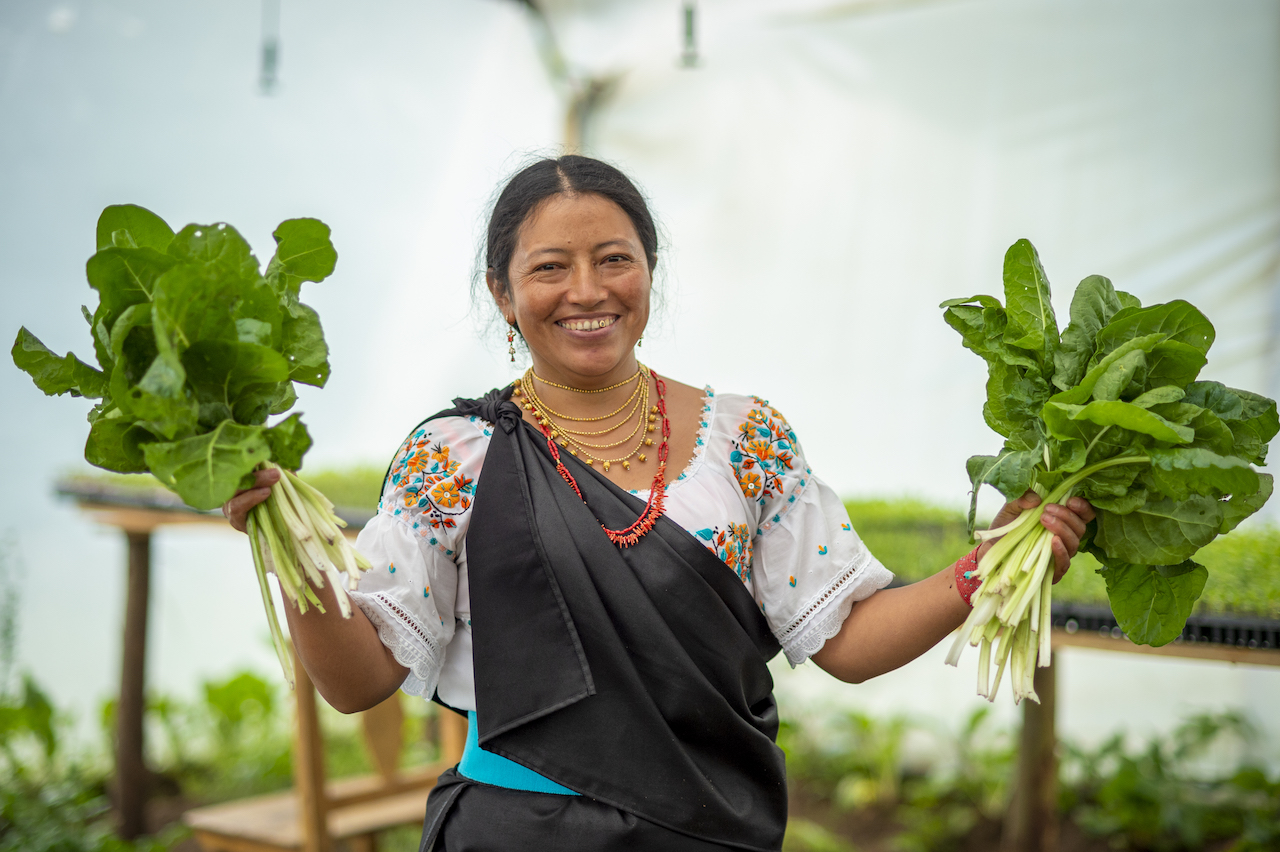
top-left (644, 438), bottom-right (653, 446)
top-left (550, 430), bottom-right (559, 438)
top-left (559, 440), bottom-right (568, 447)
top-left (602, 461), bottom-right (611, 472)
top-left (569, 448), bottom-right (577, 456)
top-left (647, 425), bottom-right (655, 432)
top-left (523, 403), bottom-right (533, 411)
top-left (513, 386), bottom-right (522, 396)
top-left (622, 461), bottom-right (630, 470)
top-left (648, 414), bottom-right (656, 422)
top-left (586, 458), bottom-right (594, 465)
top-left (650, 406), bottom-right (658, 414)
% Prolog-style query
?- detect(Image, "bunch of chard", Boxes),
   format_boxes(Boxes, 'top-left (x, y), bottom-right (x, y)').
top-left (11, 204), bottom-right (370, 687)
top-left (942, 240), bottom-right (1277, 703)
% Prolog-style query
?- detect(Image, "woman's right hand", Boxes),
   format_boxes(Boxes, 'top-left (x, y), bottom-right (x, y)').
top-left (222, 467), bottom-right (281, 532)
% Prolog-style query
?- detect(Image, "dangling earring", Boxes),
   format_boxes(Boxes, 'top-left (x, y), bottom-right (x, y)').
top-left (507, 326), bottom-right (516, 362)
top-left (638, 335), bottom-right (643, 348)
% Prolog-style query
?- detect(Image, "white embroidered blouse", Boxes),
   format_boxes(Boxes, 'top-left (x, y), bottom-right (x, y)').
top-left (349, 388), bottom-right (894, 710)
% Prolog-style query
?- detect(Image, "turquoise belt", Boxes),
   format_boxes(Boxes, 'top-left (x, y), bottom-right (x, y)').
top-left (457, 711), bottom-right (579, 796)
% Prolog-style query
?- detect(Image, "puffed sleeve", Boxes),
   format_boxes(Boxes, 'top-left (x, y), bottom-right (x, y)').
top-left (348, 415), bottom-right (489, 699)
top-left (727, 397), bottom-right (894, 666)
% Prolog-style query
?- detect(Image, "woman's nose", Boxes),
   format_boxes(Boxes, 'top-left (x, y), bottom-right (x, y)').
top-left (566, 264), bottom-right (607, 305)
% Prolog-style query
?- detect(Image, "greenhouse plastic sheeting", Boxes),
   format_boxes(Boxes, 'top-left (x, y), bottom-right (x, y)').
top-left (472, 0), bottom-right (1280, 512)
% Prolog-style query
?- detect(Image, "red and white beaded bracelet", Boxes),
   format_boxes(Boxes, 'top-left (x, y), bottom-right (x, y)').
top-left (954, 547), bottom-right (982, 607)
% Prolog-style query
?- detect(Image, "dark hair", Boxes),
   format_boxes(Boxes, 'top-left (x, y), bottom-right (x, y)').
top-left (484, 155), bottom-right (660, 294)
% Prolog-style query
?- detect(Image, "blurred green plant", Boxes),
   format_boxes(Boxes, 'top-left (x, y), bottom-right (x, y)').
top-left (783, 817), bottom-right (860, 852)
top-left (781, 701), bottom-right (1279, 852)
top-left (298, 465), bottom-right (385, 512)
top-left (781, 706), bottom-right (1013, 852)
top-left (0, 533), bottom-right (18, 698)
top-left (1061, 712), bottom-right (1280, 851)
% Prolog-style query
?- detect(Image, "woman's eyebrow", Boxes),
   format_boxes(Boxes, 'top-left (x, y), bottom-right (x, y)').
top-left (524, 246), bottom-right (570, 260)
top-left (593, 239), bottom-right (632, 252)
top-left (525, 239), bottom-right (632, 259)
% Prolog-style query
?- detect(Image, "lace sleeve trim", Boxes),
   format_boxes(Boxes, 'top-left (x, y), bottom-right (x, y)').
top-left (776, 549), bottom-right (894, 667)
top-left (350, 590), bottom-right (447, 698)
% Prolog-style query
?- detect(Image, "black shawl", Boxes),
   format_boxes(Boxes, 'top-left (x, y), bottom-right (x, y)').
top-left (423, 387), bottom-right (787, 851)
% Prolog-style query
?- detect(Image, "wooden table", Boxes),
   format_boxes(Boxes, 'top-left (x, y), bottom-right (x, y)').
top-left (55, 479), bottom-right (371, 840)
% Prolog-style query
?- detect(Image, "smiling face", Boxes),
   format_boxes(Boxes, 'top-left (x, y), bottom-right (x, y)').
top-left (489, 192), bottom-right (651, 388)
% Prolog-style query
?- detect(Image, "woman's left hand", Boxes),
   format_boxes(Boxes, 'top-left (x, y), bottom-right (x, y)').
top-left (979, 492), bottom-right (1096, 583)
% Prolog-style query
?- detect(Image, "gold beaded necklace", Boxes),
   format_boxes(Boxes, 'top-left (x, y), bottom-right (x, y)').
top-left (534, 368), bottom-right (640, 394)
top-left (524, 373), bottom-right (645, 431)
top-left (515, 366), bottom-right (657, 472)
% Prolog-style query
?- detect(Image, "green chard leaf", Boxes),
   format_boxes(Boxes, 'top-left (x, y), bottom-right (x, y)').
top-left (965, 448), bottom-right (1041, 533)
top-left (1050, 399), bottom-right (1194, 445)
top-left (281, 304), bottom-right (331, 387)
top-left (983, 360), bottom-right (1050, 439)
top-left (182, 340), bottom-right (291, 405)
top-left (1077, 459), bottom-right (1148, 501)
top-left (1101, 560), bottom-right (1208, 646)
top-left (1094, 299), bottom-right (1215, 363)
top-left (151, 265), bottom-right (249, 354)
top-left (1130, 385), bottom-right (1185, 408)
top-left (265, 218), bottom-right (338, 304)
top-left (85, 417), bottom-right (156, 474)
top-left (1182, 381), bottom-right (1244, 420)
top-left (1145, 447), bottom-right (1259, 501)
top-left (942, 301), bottom-right (1038, 371)
top-left (1090, 348), bottom-right (1146, 401)
top-left (1050, 333), bottom-right (1166, 406)
top-left (167, 222), bottom-right (260, 281)
top-left (1094, 494), bottom-right (1222, 565)
top-left (1002, 239), bottom-right (1059, 375)
top-left (143, 420), bottom-right (271, 510)
top-left (96, 204), bottom-right (175, 252)
top-left (1220, 472), bottom-right (1273, 534)
top-left (11, 327), bottom-right (108, 398)
top-left (1142, 340), bottom-right (1207, 390)
top-left (1225, 388), bottom-right (1279, 466)
top-left (1053, 275), bottom-right (1124, 391)
top-left (264, 413), bottom-right (313, 470)
top-left (85, 247), bottom-right (175, 345)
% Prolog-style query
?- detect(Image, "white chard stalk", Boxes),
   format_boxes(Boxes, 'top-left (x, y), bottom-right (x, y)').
top-left (246, 461), bottom-right (372, 688)
top-left (946, 457), bottom-right (1147, 703)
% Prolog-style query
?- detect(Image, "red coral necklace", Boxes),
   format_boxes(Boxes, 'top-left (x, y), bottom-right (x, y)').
top-left (515, 365), bottom-right (671, 548)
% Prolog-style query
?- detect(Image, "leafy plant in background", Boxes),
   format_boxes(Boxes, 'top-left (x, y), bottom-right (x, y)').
top-left (780, 701), bottom-right (1279, 852)
top-left (0, 676), bottom-right (185, 852)
top-left (10, 205), bottom-right (371, 686)
top-left (888, 709), bottom-right (1015, 852)
top-left (1061, 712), bottom-right (1280, 852)
top-left (941, 240), bottom-right (1278, 701)
top-left (0, 536), bottom-right (17, 699)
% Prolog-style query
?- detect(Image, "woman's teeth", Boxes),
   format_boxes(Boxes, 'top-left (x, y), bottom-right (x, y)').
top-left (559, 317), bottom-right (617, 331)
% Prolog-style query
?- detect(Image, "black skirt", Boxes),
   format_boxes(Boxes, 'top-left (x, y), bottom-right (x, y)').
top-left (420, 769), bottom-right (757, 852)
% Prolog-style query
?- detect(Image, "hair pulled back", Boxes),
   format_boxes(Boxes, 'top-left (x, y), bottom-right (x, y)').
top-left (485, 155), bottom-right (659, 293)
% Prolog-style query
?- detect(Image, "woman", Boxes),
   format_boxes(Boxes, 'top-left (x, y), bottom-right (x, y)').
top-left (224, 155), bottom-right (1093, 851)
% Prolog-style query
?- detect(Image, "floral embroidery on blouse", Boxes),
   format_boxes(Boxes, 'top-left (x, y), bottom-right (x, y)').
top-left (730, 398), bottom-right (797, 504)
top-left (387, 427), bottom-right (475, 533)
top-left (695, 523), bottom-right (753, 584)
